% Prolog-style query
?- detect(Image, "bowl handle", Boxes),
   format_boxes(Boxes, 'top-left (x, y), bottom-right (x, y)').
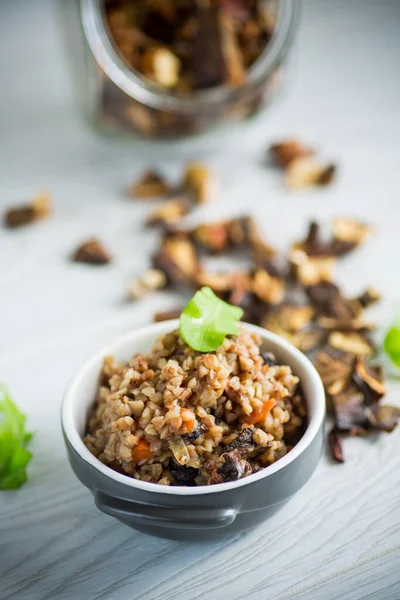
top-left (95, 491), bottom-right (237, 530)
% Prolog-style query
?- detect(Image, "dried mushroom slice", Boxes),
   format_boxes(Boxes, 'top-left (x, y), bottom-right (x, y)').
top-left (219, 9), bottom-right (246, 87)
top-left (367, 405), bottom-right (400, 433)
top-left (191, 221), bottom-right (231, 253)
top-left (72, 238), bottom-right (112, 265)
top-left (4, 191), bottom-right (51, 229)
top-left (152, 233), bottom-right (199, 284)
top-left (306, 281), bottom-right (340, 308)
top-left (328, 331), bottom-right (375, 357)
top-left (141, 47), bottom-right (181, 88)
top-left (262, 307), bottom-right (324, 352)
top-left (290, 247), bottom-right (336, 286)
top-left (293, 329), bottom-right (326, 353)
top-left (217, 450), bottom-right (253, 482)
top-left (328, 428), bottom-right (344, 463)
top-left (183, 162), bottom-right (214, 204)
top-left (285, 157), bottom-right (337, 190)
top-left (189, 5), bottom-right (226, 89)
top-left (331, 218), bottom-right (372, 255)
top-left (196, 270), bottom-right (249, 294)
top-left (147, 198), bottom-right (190, 226)
top-left (314, 348), bottom-right (355, 396)
top-left (326, 294), bottom-right (361, 321)
top-left (353, 357), bottom-right (386, 402)
top-left (331, 384), bottom-right (368, 433)
top-left (153, 308), bottom-right (183, 323)
top-left (251, 268), bottom-right (285, 305)
top-left (128, 170), bottom-right (170, 199)
top-left (127, 269), bottom-right (167, 300)
top-left (228, 217), bottom-right (254, 248)
top-left (316, 316), bottom-right (375, 332)
top-left (267, 305), bottom-right (314, 333)
top-left (269, 138), bottom-right (314, 168)
top-left (356, 288), bottom-right (381, 309)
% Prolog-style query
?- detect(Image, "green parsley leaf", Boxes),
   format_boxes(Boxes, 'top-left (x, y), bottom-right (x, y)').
top-left (383, 321), bottom-right (400, 368)
top-left (0, 387), bottom-right (33, 490)
top-left (180, 286), bottom-right (244, 352)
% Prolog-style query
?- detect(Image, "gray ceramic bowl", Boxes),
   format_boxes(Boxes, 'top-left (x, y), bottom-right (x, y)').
top-left (62, 320), bottom-right (325, 541)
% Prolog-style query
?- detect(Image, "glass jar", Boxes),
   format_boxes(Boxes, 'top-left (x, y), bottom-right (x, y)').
top-left (76, 0), bottom-right (299, 138)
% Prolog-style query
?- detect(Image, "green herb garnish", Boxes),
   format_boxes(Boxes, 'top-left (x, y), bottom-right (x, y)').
top-left (383, 317), bottom-right (400, 368)
top-left (0, 387), bottom-right (33, 490)
top-left (180, 286), bottom-right (244, 352)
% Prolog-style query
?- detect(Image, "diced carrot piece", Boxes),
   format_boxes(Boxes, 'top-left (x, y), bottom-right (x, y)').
top-left (132, 439), bottom-right (153, 463)
top-left (181, 408), bottom-right (196, 433)
top-left (246, 399), bottom-right (277, 425)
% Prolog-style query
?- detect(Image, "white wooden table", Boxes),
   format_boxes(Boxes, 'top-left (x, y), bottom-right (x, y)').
top-left (1, 1), bottom-right (400, 599)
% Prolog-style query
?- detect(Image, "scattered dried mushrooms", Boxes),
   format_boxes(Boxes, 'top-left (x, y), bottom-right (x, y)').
top-left (72, 238), bottom-right (112, 265)
top-left (269, 138), bottom-right (337, 189)
top-left (4, 191), bottom-right (52, 229)
top-left (148, 213), bottom-right (398, 461)
top-left (129, 170), bottom-right (171, 199)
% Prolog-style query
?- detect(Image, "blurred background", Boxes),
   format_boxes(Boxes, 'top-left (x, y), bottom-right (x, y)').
top-left (1, 0), bottom-right (400, 356)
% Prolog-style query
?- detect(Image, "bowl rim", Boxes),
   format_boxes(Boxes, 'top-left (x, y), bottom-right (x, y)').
top-left (62, 320), bottom-right (325, 496)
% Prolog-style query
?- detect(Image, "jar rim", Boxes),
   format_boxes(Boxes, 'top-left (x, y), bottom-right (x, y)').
top-left (81, 0), bottom-right (298, 114)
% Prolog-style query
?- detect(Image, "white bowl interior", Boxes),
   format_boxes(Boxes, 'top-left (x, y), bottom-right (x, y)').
top-left (62, 320), bottom-right (325, 495)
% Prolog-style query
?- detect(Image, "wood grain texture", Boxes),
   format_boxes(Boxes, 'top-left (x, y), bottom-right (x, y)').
top-left (1, 0), bottom-right (400, 599)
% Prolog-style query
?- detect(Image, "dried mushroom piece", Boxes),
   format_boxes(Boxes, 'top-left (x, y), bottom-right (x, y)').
top-left (217, 450), bottom-right (253, 482)
top-left (152, 233), bottom-right (199, 284)
top-left (4, 191), bottom-right (51, 229)
top-left (141, 47), bottom-right (181, 88)
top-left (356, 288), bottom-right (381, 309)
top-left (289, 223), bottom-right (338, 285)
top-left (219, 9), bottom-right (246, 87)
top-left (306, 281), bottom-right (340, 308)
top-left (331, 384), bottom-right (367, 434)
top-left (331, 218), bottom-right (373, 255)
top-left (367, 405), bottom-right (400, 433)
top-left (353, 357), bottom-right (386, 402)
top-left (196, 270), bottom-right (249, 294)
top-left (129, 170), bottom-right (170, 199)
top-left (328, 428), bottom-right (344, 463)
top-left (317, 316), bottom-right (375, 332)
top-left (153, 308), bottom-right (183, 323)
top-left (189, 5), bottom-right (226, 89)
top-left (127, 269), bottom-right (167, 300)
top-left (251, 268), bottom-right (285, 305)
top-left (270, 138), bottom-right (314, 168)
top-left (290, 246), bottom-right (336, 286)
top-left (72, 238), bottom-right (112, 265)
top-left (285, 157), bottom-right (337, 190)
top-left (292, 330), bottom-right (326, 353)
top-left (314, 347), bottom-right (355, 396)
top-left (262, 306), bottom-right (324, 352)
top-left (147, 198), bottom-right (191, 226)
top-left (328, 331), bottom-right (375, 357)
top-left (183, 162), bottom-right (214, 204)
top-left (191, 221), bottom-right (231, 253)
top-left (169, 458), bottom-right (198, 486)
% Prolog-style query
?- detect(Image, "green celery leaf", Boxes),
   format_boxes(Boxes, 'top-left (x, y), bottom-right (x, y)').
top-left (180, 287), bottom-right (244, 352)
top-left (0, 386), bottom-right (33, 490)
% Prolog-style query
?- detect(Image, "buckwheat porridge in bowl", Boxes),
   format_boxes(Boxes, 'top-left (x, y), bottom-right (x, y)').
top-left (84, 288), bottom-right (307, 486)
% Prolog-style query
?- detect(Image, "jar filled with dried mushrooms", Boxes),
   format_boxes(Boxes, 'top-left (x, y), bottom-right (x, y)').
top-left (78, 0), bottom-right (299, 138)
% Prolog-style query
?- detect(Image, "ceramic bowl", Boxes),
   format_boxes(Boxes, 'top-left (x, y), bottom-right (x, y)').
top-left (62, 320), bottom-right (325, 540)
